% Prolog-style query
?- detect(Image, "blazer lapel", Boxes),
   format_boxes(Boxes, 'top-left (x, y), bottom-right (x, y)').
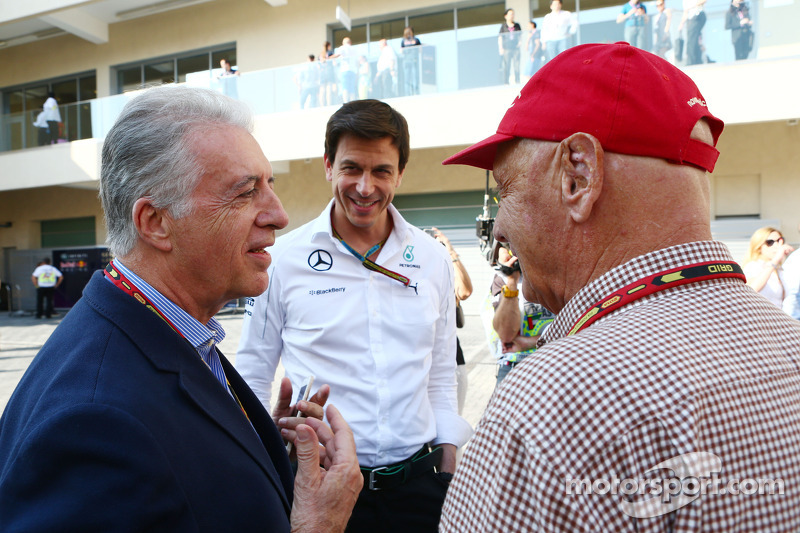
top-left (83, 272), bottom-right (293, 513)
top-left (220, 353), bottom-right (295, 506)
top-left (175, 347), bottom-right (293, 514)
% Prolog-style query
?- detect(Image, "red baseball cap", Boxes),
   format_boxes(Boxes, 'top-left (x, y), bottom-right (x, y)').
top-left (443, 42), bottom-right (724, 172)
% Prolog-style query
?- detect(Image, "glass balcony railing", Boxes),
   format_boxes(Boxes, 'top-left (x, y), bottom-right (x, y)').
top-left (1, 0), bottom-right (796, 155)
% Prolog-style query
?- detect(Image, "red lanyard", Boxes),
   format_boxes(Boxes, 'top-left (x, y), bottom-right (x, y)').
top-left (104, 261), bottom-right (250, 420)
top-left (104, 261), bottom-right (183, 336)
top-left (568, 261), bottom-right (745, 336)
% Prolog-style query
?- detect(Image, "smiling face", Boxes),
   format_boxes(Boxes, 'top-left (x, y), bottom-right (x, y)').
top-left (167, 124), bottom-right (288, 318)
top-left (491, 139), bottom-right (565, 311)
top-left (325, 134), bottom-right (404, 242)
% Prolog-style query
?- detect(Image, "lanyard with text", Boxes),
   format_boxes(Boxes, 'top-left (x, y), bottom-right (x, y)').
top-left (103, 261), bottom-right (250, 419)
top-left (568, 261), bottom-right (745, 336)
top-left (331, 225), bottom-right (412, 288)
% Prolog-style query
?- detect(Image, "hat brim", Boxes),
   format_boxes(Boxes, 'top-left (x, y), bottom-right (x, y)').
top-left (442, 132), bottom-right (516, 170)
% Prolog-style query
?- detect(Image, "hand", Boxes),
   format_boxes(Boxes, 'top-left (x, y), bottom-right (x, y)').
top-left (501, 334), bottom-right (540, 353)
top-left (437, 444), bottom-right (457, 475)
top-left (498, 247), bottom-right (517, 268)
top-left (273, 377), bottom-right (330, 445)
top-left (290, 405), bottom-right (363, 533)
top-left (431, 227), bottom-right (456, 254)
top-left (775, 243), bottom-right (795, 265)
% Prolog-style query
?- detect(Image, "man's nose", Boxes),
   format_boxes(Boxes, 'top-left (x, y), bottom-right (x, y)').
top-left (354, 172), bottom-right (375, 196)
top-left (256, 189), bottom-right (289, 230)
top-left (493, 219), bottom-right (508, 245)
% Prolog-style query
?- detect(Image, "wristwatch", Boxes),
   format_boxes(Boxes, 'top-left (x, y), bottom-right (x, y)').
top-left (501, 285), bottom-right (519, 298)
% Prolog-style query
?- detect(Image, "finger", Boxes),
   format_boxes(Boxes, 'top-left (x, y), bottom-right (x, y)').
top-left (302, 418), bottom-right (335, 469)
top-left (324, 404), bottom-right (358, 460)
top-left (296, 401), bottom-right (323, 422)
top-left (281, 428), bottom-right (298, 447)
top-left (305, 385), bottom-right (331, 412)
top-left (302, 416), bottom-right (335, 445)
top-left (293, 424), bottom-right (322, 489)
top-left (271, 377), bottom-right (294, 419)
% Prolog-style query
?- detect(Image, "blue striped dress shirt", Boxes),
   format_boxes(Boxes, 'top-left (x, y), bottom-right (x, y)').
top-left (109, 261), bottom-right (230, 392)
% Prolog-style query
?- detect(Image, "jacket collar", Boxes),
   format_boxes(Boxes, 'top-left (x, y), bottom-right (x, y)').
top-left (82, 271), bottom-right (293, 513)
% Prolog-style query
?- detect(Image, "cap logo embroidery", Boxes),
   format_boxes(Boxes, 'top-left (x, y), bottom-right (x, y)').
top-left (687, 97), bottom-right (707, 108)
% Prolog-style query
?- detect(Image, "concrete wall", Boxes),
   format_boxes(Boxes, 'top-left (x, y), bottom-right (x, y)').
top-left (0, 185), bottom-right (105, 252)
top-left (713, 120), bottom-right (800, 243)
top-left (2, 118), bottom-right (799, 251)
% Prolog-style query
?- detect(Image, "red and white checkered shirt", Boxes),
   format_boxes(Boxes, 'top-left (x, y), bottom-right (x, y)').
top-left (441, 241), bottom-right (800, 532)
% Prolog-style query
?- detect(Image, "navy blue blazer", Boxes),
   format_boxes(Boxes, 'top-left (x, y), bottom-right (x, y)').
top-left (0, 271), bottom-right (294, 532)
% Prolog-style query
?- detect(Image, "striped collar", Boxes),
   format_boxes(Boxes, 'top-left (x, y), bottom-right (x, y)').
top-left (109, 260), bottom-right (226, 353)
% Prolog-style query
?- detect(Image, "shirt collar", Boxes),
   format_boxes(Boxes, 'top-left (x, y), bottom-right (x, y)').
top-left (543, 241), bottom-right (736, 342)
top-left (111, 260), bottom-right (226, 351)
top-left (311, 199), bottom-right (413, 250)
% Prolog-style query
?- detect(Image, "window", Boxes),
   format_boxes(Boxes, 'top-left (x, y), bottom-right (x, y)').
top-left (41, 217), bottom-right (96, 248)
top-left (393, 191), bottom-right (485, 229)
top-left (369, 17), bottom-right (407, 41)
top-left (113, 45), bottom-right (236, 94)
top-left (457, 3), bottom-right (505, 29)
top-left (330, 3), bottom-right (504, 48)
top-left (409, 11), bottom-right (454, 34)
top-left (1, 72), bottom-right (96, 151)
top-left (332, 24), bottom-right (368, 47)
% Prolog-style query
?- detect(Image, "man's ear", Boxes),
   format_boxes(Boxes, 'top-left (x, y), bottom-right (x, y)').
top-left (324, 155), bottom-right (333, 183)
top-left (132, 197), bottom-right (173, 252)
top-left (560, 132), bottom-right (604, 224)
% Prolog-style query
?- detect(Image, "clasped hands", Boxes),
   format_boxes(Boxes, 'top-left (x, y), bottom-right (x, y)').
top-left (272, 377), bottom-right (363, 532)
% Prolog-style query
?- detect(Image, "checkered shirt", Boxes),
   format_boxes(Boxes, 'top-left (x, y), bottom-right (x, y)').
top-left (441, 241), bottom-right (800, 532)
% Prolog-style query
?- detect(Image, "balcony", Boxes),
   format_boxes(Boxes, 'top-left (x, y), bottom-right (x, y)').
top-left (1, 2), bottom-right (798, 166)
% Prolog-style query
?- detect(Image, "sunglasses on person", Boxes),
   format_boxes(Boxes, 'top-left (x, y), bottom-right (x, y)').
top-left (765, 237), bottom-right (785, 247)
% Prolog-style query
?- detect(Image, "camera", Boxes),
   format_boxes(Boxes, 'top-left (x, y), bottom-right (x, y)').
top-left (496, 259), bottom-right (521, 276)
top-left (476, 170), bottom-right (500, 266)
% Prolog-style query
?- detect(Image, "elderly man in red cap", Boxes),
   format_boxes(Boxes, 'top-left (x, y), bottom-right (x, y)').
top-left (439, 42), bottom-right (800, 531)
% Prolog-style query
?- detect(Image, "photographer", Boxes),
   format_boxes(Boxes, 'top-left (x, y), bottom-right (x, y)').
top-left (485, 246), bottom-right (554, 385)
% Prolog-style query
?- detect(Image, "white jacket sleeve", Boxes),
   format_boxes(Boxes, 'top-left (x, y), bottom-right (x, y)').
top-left (236, 264), bottom-right (285, 413)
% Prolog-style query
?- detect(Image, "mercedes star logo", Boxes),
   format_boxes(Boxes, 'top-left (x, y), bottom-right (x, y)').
top-left (308, 250), bottom-right (333, 271)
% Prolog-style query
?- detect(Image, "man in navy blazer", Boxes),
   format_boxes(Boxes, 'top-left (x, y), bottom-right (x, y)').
top-left (0, 85), bottom-right (363, 532)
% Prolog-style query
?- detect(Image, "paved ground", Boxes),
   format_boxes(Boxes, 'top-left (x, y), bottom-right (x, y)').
top-left (0, 309), bottom-right (498, 432)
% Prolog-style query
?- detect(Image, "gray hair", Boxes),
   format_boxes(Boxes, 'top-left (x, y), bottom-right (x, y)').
top-left (100, 85), bottom-right (254, 257)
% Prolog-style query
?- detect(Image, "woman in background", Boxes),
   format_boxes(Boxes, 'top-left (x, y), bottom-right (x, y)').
top-left (744, 226), bottom-right (794, 307)
top-left (400, 26), bottom-right (422, 96)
